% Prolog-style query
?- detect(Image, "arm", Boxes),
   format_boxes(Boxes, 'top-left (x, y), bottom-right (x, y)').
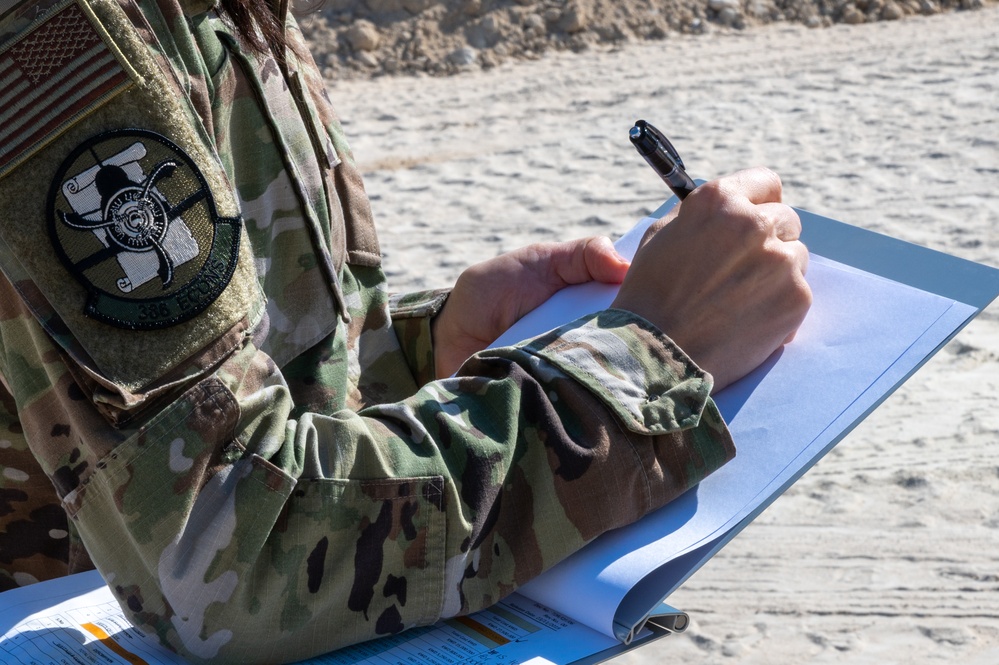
top-left (1, 273), bottom-right (732, 664)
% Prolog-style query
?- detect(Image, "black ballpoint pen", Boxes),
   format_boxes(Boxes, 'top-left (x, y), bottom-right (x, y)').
top-left (629, 120), bottom-right (697, 200)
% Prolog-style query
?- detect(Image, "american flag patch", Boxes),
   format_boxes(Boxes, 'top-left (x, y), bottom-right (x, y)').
top-left (0, 0), bottom-right (134, 178)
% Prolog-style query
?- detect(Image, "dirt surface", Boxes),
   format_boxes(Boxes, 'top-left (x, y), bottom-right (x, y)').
top-left (298, 0), bottom-right (990, 78)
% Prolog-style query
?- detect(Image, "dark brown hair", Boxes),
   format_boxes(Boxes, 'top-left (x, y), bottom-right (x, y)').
top-left (218, 0), bottom-right (288, 61)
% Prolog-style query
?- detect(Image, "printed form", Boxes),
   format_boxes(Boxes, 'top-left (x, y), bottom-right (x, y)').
top-left (0, 570), bottom-right (624, 665)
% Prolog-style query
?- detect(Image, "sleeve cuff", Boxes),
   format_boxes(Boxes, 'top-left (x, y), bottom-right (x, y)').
top-left (388, 288), bottom-right (451, 387)
top-left (507, 309), bottom-right (718, 436)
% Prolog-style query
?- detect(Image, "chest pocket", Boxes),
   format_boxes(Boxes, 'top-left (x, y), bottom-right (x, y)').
top-left (284, 39), bottom-right (382, 270)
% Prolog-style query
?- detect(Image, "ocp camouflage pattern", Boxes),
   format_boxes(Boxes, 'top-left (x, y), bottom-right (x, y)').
top-left (0, 0), bottom-right (735, 662)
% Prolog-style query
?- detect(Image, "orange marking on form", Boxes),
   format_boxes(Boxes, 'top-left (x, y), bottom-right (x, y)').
top-left (81, 622), bottom-right (150, 665)
top-left (453, 615), bottom-right (511, 646)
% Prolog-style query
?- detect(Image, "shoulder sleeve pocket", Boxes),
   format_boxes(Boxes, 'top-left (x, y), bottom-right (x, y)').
top-left (0, 0), bottom-right (264, 411)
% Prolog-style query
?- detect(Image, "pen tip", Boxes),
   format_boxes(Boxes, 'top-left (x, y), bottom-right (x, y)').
top-left (629, 126), bottom-right (642, 140)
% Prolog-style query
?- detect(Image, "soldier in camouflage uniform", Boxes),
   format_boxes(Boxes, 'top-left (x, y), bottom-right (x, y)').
top-left (0, 0), bottom-right (810, 661)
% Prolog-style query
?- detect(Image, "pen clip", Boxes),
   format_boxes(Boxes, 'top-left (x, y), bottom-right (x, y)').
top-left (636, 120), bottom-right (685, 170)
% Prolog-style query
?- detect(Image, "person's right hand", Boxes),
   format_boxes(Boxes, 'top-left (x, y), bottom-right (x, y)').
top-left (611, 167), bottom-right (812, 392)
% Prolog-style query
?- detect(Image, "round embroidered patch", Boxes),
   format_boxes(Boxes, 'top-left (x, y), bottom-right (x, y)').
top-left (47, 129), bottom-right (241, 330)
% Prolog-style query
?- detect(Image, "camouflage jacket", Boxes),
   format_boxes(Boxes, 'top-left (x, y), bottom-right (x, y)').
top-left (0, 0), bottom-right (734, 661)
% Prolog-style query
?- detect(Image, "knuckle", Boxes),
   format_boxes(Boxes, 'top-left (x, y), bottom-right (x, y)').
top-left (726, 206), bottom-right (771, 246)
top-left (760, 166), bottom-right (783, 195)
top-left (745, 208), bottom-right (773, 238)
top-left (690, 179), bottom-right (728, 210)
top-left (692, 182), bottom-right (761, 234)
top-left (581, 235), bottom-right (607, 257)
top-left (789, 275), bottom-right (813, 314)
top-left (522, 242), bottom-right (549, 264)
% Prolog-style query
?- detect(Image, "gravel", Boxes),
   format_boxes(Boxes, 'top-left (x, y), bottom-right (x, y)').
top-left (298, 0), bottom-right (991, 78)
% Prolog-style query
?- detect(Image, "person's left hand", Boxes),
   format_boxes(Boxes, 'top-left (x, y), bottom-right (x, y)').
top-left (432, 236), bottom-right (631, 378)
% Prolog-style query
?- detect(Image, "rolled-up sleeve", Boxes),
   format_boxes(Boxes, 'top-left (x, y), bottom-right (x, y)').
top-left (388, 288), bottom-right (451, 387)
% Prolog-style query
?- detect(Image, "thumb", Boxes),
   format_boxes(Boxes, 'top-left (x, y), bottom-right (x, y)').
top-left (577, 236), bottom-right (630, 285)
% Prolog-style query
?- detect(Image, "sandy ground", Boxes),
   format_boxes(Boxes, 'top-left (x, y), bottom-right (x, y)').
top-left (323, 7), bottom-right (999, 664)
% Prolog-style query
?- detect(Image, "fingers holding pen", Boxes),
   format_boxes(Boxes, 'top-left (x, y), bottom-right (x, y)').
top-left (639, 167), bottom-right (788, 248)
top-left (748, 201), bottom-right (811, 346)
top-left (721, 166), bottom-right (784, 205)
top-left (686, 172), bottom-right (807, 275)
top-left (754, 201), bottom-right (809, 286)
top-left (613, 166), bottom-right (813, 391)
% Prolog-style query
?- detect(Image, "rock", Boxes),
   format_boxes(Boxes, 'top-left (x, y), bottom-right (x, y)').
top-left (718, 7), bottom-right (742, 25)
top-left (748, 0), bottom-right (775, 19)
top-left (463, 0), bottom-right (481, 16)
top-left (688, 17), bottom-right (708, 33)
top-left (857, 0), bottom-right (882, 11)
top-left (347, 20), bottom-right (381, 51)
top-left (881, 1), bottom-right (905, 18)
top-left (479, 50), bottom-right (498, 68)
top-left (523, 13), bottom-right (545, 34)
top-left (481, 13), bottom-right (500, 32)
top-left (356, 51), bottom-right (380, 67)
top-left (841, 3), bottom-right (866, 22)
top-left (559, 2), bottom-right (589, 33)
top-left (447, 46), bottom-right (477, 66)
top-left (467, 15), bottom-right (503, 48)
top-left (594, 23), bottom-right (627, 40)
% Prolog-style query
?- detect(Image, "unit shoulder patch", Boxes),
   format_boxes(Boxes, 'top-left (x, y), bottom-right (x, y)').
top-left (47, 129), bottom-right (241, 330)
